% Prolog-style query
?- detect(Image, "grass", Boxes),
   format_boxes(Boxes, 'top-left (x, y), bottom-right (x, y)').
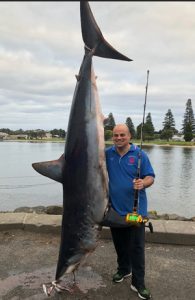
top-left (3, 138), bottom-right (195, 147)
top-left (4, 138), bottom-right (65, 143)
top-left (105, 139), bottom-right (195, 147)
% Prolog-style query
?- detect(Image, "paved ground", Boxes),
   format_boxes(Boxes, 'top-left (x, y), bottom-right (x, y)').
top-left (0, 229), bottom-right (194, 300)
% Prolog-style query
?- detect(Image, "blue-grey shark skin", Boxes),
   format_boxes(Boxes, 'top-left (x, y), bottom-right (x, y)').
top-left (32, 1), bottom-right (132, 282)
top-left (55, 51), bottom-right (109, 279)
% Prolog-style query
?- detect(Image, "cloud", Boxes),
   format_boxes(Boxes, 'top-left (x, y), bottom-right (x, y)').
top-left (0, 1), bottom-right (195, 131)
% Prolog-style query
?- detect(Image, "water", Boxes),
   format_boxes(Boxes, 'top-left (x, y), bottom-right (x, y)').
top-left (0, 142), bottom-right (63, 211)
top-left (0, 141), bottom-right (195, 218)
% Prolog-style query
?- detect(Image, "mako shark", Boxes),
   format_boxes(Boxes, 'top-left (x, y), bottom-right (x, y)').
top-left (32, 1), bottom-right (132, 296)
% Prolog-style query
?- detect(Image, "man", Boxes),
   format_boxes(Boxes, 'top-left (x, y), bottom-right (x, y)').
top-left (105, 124), bottom-right (155, 300)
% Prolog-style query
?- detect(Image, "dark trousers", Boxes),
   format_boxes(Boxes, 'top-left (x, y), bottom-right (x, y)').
top-left (110, 224), bottom-right (145, 288)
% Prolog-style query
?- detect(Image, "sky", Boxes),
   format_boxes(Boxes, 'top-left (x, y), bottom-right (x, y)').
top-left (0, 1), bottom-right (195, 132)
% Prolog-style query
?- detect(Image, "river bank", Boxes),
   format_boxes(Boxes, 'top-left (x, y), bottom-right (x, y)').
top-left (2, 205), bottom-right (194, 222)
top-left (1, 138), bottom-right (195, 147)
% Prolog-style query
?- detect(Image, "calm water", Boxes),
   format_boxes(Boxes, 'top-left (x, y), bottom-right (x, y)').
top-left (0, 141), bottom-right (195, 218)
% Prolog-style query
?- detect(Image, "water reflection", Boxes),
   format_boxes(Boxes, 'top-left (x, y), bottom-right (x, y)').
top-left (142, 145), bottom-right (155, 155)
top-left (0, 142), bottom-right (195, 218)
top-left (144, 146), bottom-right (195, 218)
top-left (178, 148), bottom-right (194, 205)
top-left (181, 148), bottom-right (193, 176)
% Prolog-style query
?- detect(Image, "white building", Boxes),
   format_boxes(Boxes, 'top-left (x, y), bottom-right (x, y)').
top-left (172, 135), bottom-right (185, 141)
top-left (0, 132), bottom-right (9, 139)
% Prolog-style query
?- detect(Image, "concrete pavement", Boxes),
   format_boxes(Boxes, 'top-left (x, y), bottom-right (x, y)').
top-left (0, 213), bottom-right (195, 299)
top-left (0, 212), bottom-right (195, 245)
top-left (0, 229), bottom-right (195, 300)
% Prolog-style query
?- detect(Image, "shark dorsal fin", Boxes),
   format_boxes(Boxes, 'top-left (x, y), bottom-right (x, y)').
top-left (32, 154), bottom-right (65, 183)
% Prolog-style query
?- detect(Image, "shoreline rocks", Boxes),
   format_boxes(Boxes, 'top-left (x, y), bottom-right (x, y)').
top-left (0, 206), bottom-right (192, 222)
top-left (13, 205), bottom-right (63, 215)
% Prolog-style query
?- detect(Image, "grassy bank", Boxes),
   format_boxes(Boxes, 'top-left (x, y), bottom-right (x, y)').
top-left (2, 138), bottom-right (195, 147)
top-left (3, 138), bottom-right (65, 143)
top-left (105, 139), bottom-right (195, 147)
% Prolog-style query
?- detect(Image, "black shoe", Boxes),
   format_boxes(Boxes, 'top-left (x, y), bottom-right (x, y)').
top-left (113, 271), bottom-right (132, 283)
top-left (131, 284), bottom-right (151, 299)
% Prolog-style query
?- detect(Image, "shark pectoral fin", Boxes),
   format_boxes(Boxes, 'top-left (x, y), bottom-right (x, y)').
top-left (32, 154), bottom-right (65, 183)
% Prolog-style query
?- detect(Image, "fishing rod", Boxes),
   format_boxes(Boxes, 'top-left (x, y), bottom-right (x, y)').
top-left (133, 69), bottom-right (149, 212)
top-left (140, 70), bottom-right (149, 153)
top-left (125, 70), bottom-right (153, 232)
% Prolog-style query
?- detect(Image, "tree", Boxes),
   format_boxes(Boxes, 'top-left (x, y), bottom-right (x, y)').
top-left (28, 130), bottom-right (38, 139)
top-left (160, 109), bottom-right (176, 141)
top-left (136, 123), bottom-right (142, 140)
top-left (125, 117), bottom-right (136, 138)
top-left (37, 129), bottom-right (45, 139)
top-left (0, 128), bottom-right (13, 134)
top-left (162, 109), bottom-right (176, 130)
top-left (183, 123), bottom-right (193, 142)
top-left (136, 113), bottom-right (155, 141)
top-left (160, 129), bottom-right (174, 141)
top-left (15, 128), bottom-right (24, 135)
top-left (104, 129), bottom-right (113, 141)
top-left (144, 113), bottom-right (155, 140)
top-left (58, 129), bottom-right (66, 138)
top-left (182, 99), bottom-right (195, 141)
top-left (104, 112), bottom-right (116, 131)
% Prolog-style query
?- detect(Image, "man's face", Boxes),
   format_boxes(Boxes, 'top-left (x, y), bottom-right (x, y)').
top-left (112, 125), bottom-right (131, 148)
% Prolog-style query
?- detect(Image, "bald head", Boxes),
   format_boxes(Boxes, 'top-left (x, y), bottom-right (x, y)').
top-left (113, 124), bottom-right (130, 136)
top-left (112, 124), bottom-right (131, 151)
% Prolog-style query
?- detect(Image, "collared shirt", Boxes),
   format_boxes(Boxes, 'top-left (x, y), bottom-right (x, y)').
top-left (106, 143), bottom-right (155, 216)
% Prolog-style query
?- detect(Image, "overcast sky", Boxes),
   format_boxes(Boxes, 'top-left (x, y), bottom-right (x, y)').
top-left (0, 1), bottom-right (195, 132)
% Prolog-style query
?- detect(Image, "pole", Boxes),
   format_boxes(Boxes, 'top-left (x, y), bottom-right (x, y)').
top-left (140, 70), bottom-right (150, 151)
top-left (126, 70), bottom-right (153, 232)
top-left (133, 70), bottom-right (150, 212)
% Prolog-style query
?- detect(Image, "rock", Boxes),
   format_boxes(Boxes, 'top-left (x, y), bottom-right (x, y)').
top-left (46, 205), bottom-right (63, 215)
top-left (175, 216), bottom-right (188, 221)
top-left (190, 216), bottom-right (195, 221)
top-left (14, 206), bottom-right (47, 214)
top-left (148, 210), bottom-right (158, 216)
top-left (148, 213), bottom-right (158, 220)
top-left (155, 213), bottom-right (189, 221)
top-left (158, 214), bottom-right (169, 220)
top-left (14, 207), bottom-right (34, 213)
top-left (32, 206), bottom-right (47, 214)
top-left (168, 214), bottom-right (181, 220)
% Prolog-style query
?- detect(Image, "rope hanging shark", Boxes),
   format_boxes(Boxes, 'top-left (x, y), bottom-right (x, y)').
top-left (32, 1), bottom-right (132, 296)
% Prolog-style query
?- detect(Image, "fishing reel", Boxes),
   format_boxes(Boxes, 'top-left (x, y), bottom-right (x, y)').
top-left (125, 212), bottom-right (153, 233)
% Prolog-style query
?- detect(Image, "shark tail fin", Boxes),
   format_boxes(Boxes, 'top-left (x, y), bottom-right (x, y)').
top-left (32, 154), bottom-right (65, 183)
top-left (80, 1), bottom-right (132, 62)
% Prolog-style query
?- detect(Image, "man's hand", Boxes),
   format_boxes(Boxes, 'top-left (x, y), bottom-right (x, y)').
top-left (133, 178), bottom-right (145, 190)
top-left (133, 176), bottom-right (154, 190)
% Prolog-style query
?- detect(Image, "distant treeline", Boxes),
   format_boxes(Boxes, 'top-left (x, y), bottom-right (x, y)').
top-left (1, 99), bottom-right (195, 142)
top-left (104, 99), bottom-right (195, 142)
top-left (0, 128), bottom-right (66, 139)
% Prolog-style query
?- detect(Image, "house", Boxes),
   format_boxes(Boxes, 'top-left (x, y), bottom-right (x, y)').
top-left (0, 132), bottom-right (9, 140)
top-left (172, 135), bottom-right (184, 141)
top-left (45, 132), bottom-right (52, 139)
top-left (17, 134), bottom-right (28, 139)
top-left (6, 134), bottom-right (28, 140)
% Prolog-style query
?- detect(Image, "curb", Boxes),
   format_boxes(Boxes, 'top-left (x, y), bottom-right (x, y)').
top-left (0, 213), bottom-right (61, 233)
top-left (0, 213), bottom-right (195, 246)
